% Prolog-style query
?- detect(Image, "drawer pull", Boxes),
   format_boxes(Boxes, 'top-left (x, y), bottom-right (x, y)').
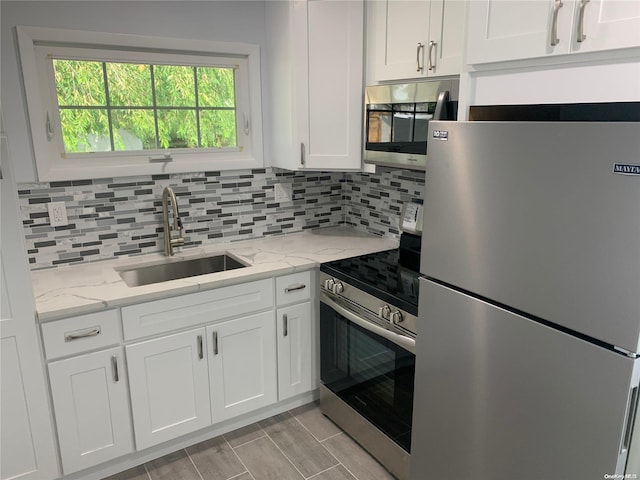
top-left (111, 354), bottom-right (119, 382)
top-left (64, 326), bottom-right (101, 342)
top-left (285, 284), bottom-right (306, 293)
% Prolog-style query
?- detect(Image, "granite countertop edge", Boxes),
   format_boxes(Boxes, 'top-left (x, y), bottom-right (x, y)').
top-left (32, 226), bottom-right (399, 322)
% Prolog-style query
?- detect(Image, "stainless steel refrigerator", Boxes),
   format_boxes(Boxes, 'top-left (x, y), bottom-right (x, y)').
top-left (412, 120), bottom-right (640, 480)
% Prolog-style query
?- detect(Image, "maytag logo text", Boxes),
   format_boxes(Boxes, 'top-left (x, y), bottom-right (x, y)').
top-left (613, 164), bottom-right (640, 175)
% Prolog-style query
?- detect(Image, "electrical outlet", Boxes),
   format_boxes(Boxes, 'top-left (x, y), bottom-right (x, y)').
top-left (274, 183), bottom-right (292, 202)
top-left (47, 201), bottom-right (69, 227)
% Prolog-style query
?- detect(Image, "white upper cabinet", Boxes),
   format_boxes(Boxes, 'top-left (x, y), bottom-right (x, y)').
top-left (575, 0), bottom-right (640, 53)
top-left (265, 0), bottom-right (364, 171)
top-left (371, 0), bottom-right (466, 81)
top-left (466, 0), bottom-right (640, 64)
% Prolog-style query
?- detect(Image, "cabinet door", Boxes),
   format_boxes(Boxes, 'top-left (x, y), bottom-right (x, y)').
top-left (1, 134), bottom-right (58, 480)
top-left (427, 0), bottom-right (466, 77)
top-left (127, 328), bottom-right (211, 450)
top-left (374, 0), bottom-right (431, 80)
top-left (571, 0), bottom-right (640, 53)
top-left (276, 302), bottom-right (313, 400)
top-left (303, 0), bottom-right (364, 170)
top-left (48, 347), bottom-right (132, 474)
top-left (466, 0), bottom-right (575, 64)
top-left (208, 311), bottom-right (277, 422)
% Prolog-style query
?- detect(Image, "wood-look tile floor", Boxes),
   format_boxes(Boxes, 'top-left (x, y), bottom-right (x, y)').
top-left (103, 401), bottom-right (396, 480)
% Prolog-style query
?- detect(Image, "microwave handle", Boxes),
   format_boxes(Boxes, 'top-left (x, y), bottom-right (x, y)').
top-left (434, 90), bottom-right (450, 120)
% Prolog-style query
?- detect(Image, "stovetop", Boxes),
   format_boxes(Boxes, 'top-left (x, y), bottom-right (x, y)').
top-left (320, 247), bottom-right (421, 316)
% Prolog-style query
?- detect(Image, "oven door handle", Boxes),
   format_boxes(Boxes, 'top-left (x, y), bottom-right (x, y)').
top-left (322, 293), bottom-right (416, 354)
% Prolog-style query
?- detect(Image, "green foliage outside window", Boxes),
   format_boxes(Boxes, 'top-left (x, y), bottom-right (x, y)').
top-left (53, 59), bottom-right (237, 153)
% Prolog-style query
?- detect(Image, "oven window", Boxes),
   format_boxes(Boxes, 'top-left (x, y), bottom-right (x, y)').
top-left (320, 302), bottom-right (415, 452)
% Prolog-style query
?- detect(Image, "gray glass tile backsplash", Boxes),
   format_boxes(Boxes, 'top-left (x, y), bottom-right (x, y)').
top-left (18, 168), bottom-right (425, 270)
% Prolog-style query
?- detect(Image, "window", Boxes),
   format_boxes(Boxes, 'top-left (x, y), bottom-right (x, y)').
top-left (18, 27), bottom-right (263, 181)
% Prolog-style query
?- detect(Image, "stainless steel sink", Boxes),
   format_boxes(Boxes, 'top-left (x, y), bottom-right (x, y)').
top-left (118, 254), bottom-right (248, 287)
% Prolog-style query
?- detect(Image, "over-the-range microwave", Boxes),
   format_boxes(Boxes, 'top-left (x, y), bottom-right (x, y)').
top-left (364, 78), bottom-right (459, 171)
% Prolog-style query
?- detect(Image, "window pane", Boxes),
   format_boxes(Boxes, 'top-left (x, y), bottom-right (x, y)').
top-left (59, 108), bottom-right (110, 152)
top-left (157, 110), bottom-right (197, 148)
top-left (197, 67), bottom-right (235, 108)
top-left (53, 60), bottom-right (106, 106)
top-left (200, 110), bottom-right (237, 148)
top-left (112, 109), bottom-right (157, 150)
top-left (154, 65), bottom-right (195, 107)
top-left (107, 63), bottom-right (152, 106)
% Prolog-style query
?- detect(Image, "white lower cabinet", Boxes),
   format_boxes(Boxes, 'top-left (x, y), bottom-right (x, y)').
top-left (276, 302), bottom-right (313, 400)
top-left (48, 347), bottom-right (133, 474)
top-left (42, 273), bottom-right (317, 477)
top-left (126, 328), bottom-right (211, 450)
top-left (208, 311), bottom-right (278, 422)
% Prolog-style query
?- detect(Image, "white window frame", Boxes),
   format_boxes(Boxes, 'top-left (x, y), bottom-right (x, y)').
top-left (17, 26), bottom-right (264, 181)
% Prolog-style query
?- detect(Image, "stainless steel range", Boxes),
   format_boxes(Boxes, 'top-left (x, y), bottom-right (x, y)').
top-left (319, 228), bottom-right (421, 480)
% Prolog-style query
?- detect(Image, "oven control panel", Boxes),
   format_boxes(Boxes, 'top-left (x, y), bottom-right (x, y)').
top-left (320, 272), bottom-right (417, 337)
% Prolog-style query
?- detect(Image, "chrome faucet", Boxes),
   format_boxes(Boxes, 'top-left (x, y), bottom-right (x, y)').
top-left (162, 186), bottom-right (184, 256)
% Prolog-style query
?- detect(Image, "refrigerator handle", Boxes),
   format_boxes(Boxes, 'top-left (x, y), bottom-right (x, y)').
top-left (434, 90), bottom-right (450, 120)
top-left (622, 386), bottom-right (639, 454)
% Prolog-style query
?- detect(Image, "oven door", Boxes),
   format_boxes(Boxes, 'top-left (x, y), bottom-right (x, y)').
top-left (320, 292), bottom-right (416, 452)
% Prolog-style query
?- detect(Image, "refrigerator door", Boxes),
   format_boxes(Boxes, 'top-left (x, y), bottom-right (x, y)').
top-left (412, 279), bottom-right (640, 480)
top-left (421, 121), bottom-right (640, 352)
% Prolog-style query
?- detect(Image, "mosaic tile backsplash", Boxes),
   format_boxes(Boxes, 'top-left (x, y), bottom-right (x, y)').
top-left (17, 167), bottom-right (425, 270)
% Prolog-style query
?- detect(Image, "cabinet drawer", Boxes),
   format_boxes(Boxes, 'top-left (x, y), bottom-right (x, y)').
top-left (276, 271), bottom-right (312, 306)
top-left (42, 310), bottom-right (121, 360)
top-left (122, 278), bottom-right (274, 340)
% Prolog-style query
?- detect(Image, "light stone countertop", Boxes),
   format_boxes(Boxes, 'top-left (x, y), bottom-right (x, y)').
top-left (32, 226), bottom-right (399, 322)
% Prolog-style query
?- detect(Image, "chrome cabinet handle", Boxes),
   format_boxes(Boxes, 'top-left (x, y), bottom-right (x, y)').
top-left (576, 0), bottom-right (590, 43)
top-left (300, 143), bottom-right (305, 166)
top-left (283, 314), bottom-right (288, 337)
top-left (416, 42), bottom-right (424, 72)
top-left (65, 326), bottom-right (101, 342)
top-left (197, 335), bottom-right (203, 360)
top-left (285, 284), bottom-right (306, 293)
top-left (111, 354), bottom-right (119, 382)
top-left (212, 331), bottom-right (219, 355)
top-left (427, 40), bottom-right (437, 71)
top-left (550, 0), bottom-right (564, 46)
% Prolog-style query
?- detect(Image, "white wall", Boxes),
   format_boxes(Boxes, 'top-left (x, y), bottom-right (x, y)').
top-left (0, 1), bottom-right (268, 183)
